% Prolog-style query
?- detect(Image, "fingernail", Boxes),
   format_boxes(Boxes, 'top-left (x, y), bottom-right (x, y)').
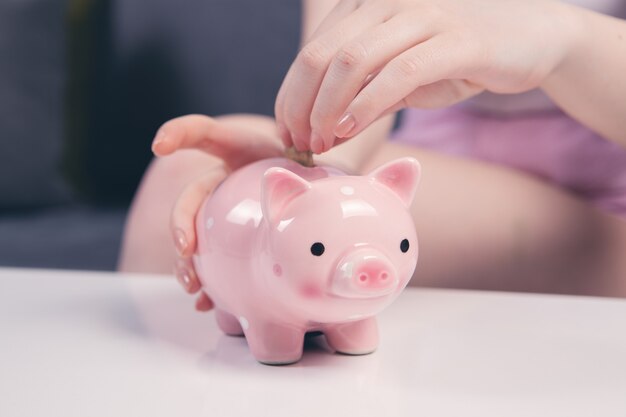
top-left (310, 132), bottom-right (324, 154)
top-left (174, 228), bottom-right (188, 256)
top-left (151, 130), bottom-right (167, 153)
top-left (175, 260), bottom-right (201, 293)
top-left (334, 113), bottom-right (356, 138)
top-left (276, 123), bottom-right (293, 147)
top-left (175, 265), bottom-right (192, 292)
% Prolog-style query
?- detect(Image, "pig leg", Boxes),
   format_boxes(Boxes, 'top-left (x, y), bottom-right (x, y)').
top-left (215, 309), bottom-right (244, 336)
top-left (244, 322), bottom-right (305, 365)
top-left (325, 317), bottom-right (379, 355)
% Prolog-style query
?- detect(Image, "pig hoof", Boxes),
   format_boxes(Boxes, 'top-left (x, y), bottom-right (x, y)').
top-left (334, 347), bottom-right (377, 356)
top-left (257, 357), bottom-right (302, 366)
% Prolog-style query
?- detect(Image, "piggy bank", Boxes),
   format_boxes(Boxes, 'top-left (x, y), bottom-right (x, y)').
top-left (193, 157), bottom-right (420, 365)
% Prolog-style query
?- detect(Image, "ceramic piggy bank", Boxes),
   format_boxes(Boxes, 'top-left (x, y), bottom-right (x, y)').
top-left (193, 157), bottom-right (420, 365)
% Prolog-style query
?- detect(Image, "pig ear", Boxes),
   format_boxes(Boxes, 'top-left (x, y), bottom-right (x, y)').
top-left (261, 167), bottom-right (312, 225)
top-left (367, 157), bottom-right (421, 207)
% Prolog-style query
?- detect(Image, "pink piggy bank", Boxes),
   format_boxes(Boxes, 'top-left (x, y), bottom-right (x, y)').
top-left (193, 157), bottom-right (420, 365)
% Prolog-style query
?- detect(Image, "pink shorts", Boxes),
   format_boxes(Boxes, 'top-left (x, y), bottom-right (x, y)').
top-left (391, 106), bottom-right (626, 218)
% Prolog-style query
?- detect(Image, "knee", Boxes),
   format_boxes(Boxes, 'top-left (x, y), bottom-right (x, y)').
top-left (142, 151), bottom-right (221, 191)
top-left (521, 200), bottom-right (620, 294)
top-left (118, 151), bottom-right (217, 273)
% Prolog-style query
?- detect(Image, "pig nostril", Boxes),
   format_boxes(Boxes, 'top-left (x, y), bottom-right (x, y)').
top-left (358, 273), bottom-right (368, 283)
top-left (381, 272), bottom-right (388, 280)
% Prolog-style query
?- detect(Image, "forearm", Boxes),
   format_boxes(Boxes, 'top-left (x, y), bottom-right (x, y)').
top-left (541, 4), bottom-right (626, 146)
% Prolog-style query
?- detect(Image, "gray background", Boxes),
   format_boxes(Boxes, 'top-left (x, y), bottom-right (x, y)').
top-left (0, 0), bottom-right (301, 270)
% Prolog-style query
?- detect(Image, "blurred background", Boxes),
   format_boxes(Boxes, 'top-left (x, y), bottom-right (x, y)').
top-left (0, 0), bottom-right (300, 270)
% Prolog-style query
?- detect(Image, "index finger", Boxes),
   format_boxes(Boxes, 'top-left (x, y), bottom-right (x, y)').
top-left (152, 115), bottom-right (284, 171)
top-left (278, 2), bottom-right (384, 153)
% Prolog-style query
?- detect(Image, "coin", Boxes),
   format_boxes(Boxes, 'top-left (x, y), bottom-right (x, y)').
top-left (284, 147), bottom-right (314, 167)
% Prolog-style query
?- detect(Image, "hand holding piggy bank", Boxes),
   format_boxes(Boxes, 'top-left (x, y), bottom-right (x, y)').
top-left (193, 157), bottom-right (420, 365)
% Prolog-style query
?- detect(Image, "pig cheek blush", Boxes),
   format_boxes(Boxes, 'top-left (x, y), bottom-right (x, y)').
top-left (299, 282), bottom-right (323, 299)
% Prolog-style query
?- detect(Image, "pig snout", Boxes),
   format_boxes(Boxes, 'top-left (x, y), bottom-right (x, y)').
top-left (331, 249), bottom-right (398, 299)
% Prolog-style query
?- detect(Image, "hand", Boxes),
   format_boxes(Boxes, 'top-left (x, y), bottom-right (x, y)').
top-left (152, 114), bottom-right (284, 311)
top-left (275, 0), bottom-right (576, 153)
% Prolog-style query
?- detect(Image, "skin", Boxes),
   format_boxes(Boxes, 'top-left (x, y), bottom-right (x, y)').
top-left (119, 114), bottom-right (285, 310)
top-left (119, 115), bottom-right (626, 303)
top-left (276, 0), bottom-right (626, 153)
top-left (118, 0), bottom-right (626, 309)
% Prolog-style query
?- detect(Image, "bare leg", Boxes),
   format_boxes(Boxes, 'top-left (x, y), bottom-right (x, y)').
top-left (118, 150), bottom-right (219, 273)
top-left (362, 142), bottom-right (626, 297)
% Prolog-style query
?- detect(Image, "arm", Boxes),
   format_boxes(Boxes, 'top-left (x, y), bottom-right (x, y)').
top-left (541, 5), bottom-right (626, 146)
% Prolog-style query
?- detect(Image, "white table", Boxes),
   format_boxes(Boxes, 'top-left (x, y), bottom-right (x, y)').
top-left (1, 268), bottom-right (625, 417)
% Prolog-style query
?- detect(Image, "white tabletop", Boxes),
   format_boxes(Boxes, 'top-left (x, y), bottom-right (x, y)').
top-left (1, 267), bottom-right (625, 417)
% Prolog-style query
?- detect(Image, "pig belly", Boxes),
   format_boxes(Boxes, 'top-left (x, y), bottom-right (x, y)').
top-left (193, 251), bottom-right (257, 313)
top-left (194, 194), bottom-right (266, 315)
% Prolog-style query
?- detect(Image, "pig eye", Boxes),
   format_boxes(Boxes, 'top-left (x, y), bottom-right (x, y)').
top-left (310, 242), bottom-right (325, 256)
top-left (400, 239), bottom-right (410, 253)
